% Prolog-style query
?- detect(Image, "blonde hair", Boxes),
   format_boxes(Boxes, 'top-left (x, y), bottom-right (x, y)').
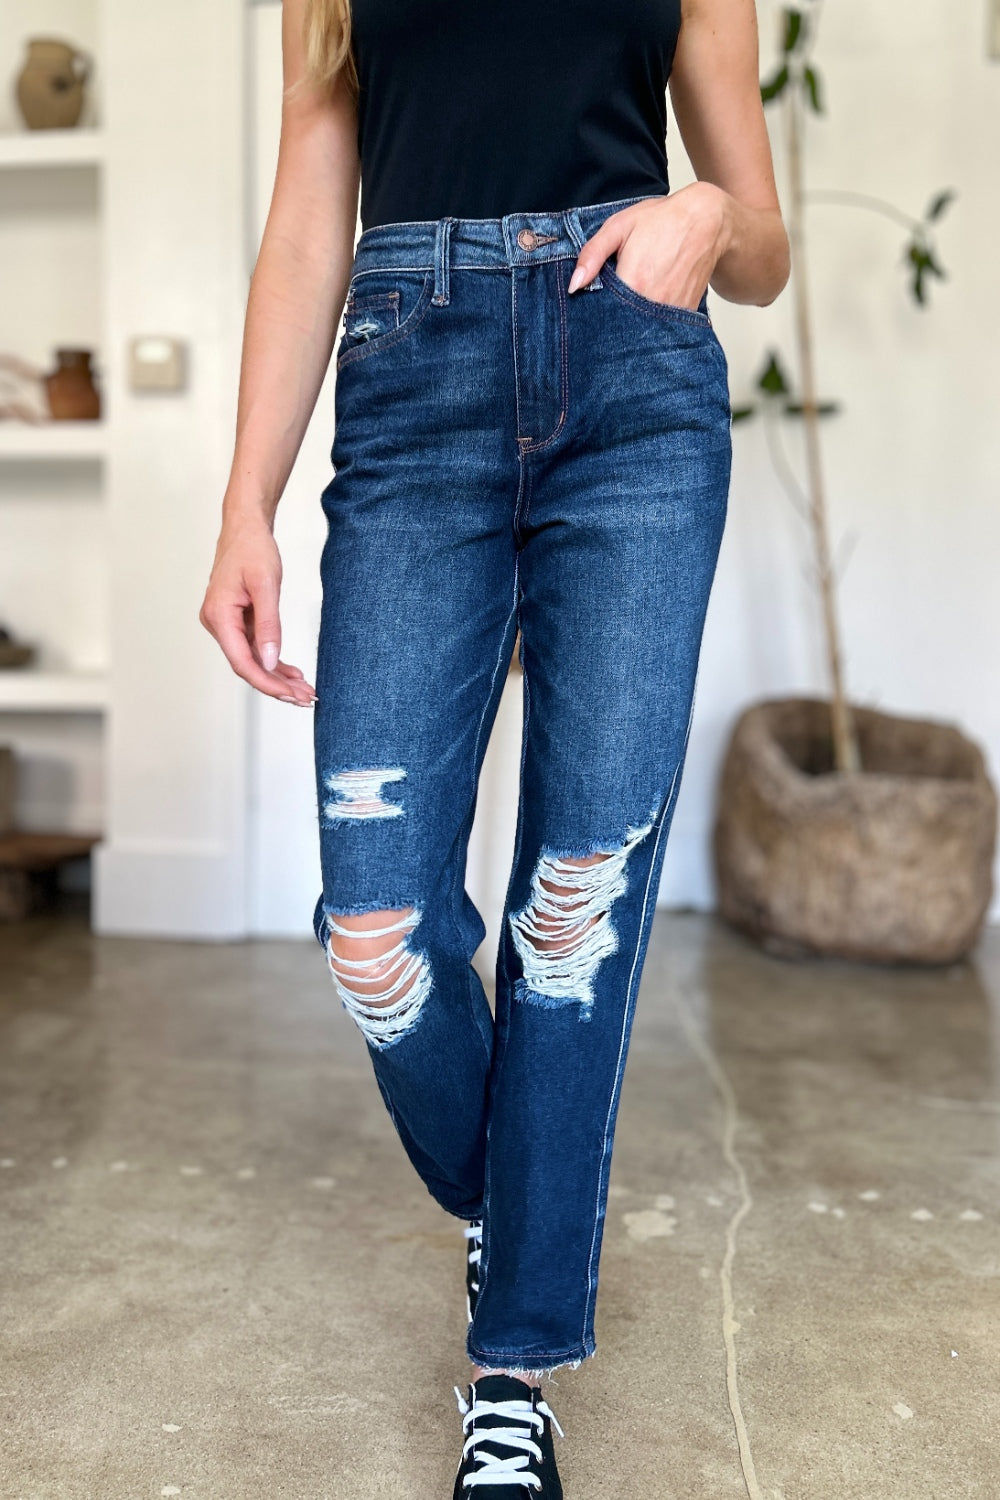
top-left (288, 0), bottom-right (359, 103)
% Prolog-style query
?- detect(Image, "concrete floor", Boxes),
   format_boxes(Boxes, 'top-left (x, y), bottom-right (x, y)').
top-left (1, 905), bottom-right (998, 1500)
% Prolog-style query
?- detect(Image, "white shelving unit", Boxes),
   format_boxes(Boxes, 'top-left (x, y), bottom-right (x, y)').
top-left (0, 3), bottom-right (107, 843)
top-left (0, 671), bottom-right (108, 713)
top-left (0, 419), bottom-right (108, 460)
top-left (0, 125), bottom-right (104, 168)
top-left (2, 1), bottom-right (259, 935)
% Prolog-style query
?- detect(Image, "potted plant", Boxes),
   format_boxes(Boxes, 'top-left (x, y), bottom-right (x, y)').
top-left (712, 5), bottom-right (997, 963)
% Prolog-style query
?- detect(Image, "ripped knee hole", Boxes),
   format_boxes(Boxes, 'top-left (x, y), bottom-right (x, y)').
top-left (509, 822), bottom-right (654, 1012)
top-left (322, 906), bottom-right (432, 1047)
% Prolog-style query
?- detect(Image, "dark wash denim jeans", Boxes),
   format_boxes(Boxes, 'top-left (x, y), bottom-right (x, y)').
top-left (310, 193), bottom-right (732, 1375)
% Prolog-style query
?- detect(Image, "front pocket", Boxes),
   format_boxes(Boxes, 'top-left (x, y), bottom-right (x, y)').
top-left (601, 259), bottom-right (713, 329)
top-left (336, 268), bottom-right (435, 370)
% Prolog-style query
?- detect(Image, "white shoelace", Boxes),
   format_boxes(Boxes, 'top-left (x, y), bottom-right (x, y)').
top-left (454, 1386), bottom-right (565, 1490)
top-left (465, 1220), bottom-right (482, 1293)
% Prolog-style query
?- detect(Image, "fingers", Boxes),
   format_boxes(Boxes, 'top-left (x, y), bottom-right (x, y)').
top-left (246, 569), bottom-right (282, 674)
top-left (200, 522), bottom-right (318, 705)
top-left (208, 603), bottom-right (285, 696)
top-left (567, 216), bottom-right (627, 294)
top-left (271, 659), bottom-right (317, 703)
top-left (201, 599), bottom-right (317, 705)
top-left (246, 585), bottom-right (318, 706)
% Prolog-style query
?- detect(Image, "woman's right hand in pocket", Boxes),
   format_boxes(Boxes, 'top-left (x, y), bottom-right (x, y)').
top-left (199, 513), bottom-right (317, 706)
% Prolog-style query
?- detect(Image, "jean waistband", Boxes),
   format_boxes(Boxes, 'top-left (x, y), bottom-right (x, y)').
top-left (351, 193), bottom-right (667, 285)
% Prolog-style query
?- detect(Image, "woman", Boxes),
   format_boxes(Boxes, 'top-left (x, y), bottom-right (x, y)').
top-left (201, 0), bottom-right (789, 1491)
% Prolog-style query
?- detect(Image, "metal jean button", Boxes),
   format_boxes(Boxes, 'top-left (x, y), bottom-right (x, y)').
top-left (517, 227), bottom-right (560, 252)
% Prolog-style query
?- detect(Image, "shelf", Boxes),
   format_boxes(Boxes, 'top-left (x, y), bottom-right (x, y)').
top-left (0, 672), bottom-right (109, 713)
top-left (0, 421), bottom-right (107, 461)
top-left (0, 128), bottom-right (105, 170)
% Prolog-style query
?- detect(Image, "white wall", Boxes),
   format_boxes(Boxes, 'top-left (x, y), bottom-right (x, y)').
top-left (93, 0), bottom-right (251, 936)
top-left (244, 2), bottom-right (328, 937)
top-left (246, 0), bottom-right (1000, 947)
top-left (658, 0), bottom-right (1000, 916)
top-left (30, 0), bottom-right (985, 940)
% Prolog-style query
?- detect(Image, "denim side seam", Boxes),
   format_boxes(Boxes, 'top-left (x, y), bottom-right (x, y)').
top-left (579, 684), bottom-right (702, 1349)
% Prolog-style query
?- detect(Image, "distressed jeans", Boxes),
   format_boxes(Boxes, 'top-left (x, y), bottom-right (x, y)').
top-left (310, 193), bottom-right (732, 1375)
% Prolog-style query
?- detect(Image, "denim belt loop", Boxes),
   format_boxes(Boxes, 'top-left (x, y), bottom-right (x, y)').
top-left (432, 216), bottom-right (457, 306)
top-left (565, 207), bottom-right (602, 291)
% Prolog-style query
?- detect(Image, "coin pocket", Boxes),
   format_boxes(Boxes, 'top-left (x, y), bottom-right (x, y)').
top-left (342, 291), bottom-right (399, 345)
top-left (336, 269), bottom-right (435, 370)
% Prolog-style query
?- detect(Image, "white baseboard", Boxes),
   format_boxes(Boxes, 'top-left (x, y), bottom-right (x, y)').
top-left (93, 841), bottom-right (247, 939)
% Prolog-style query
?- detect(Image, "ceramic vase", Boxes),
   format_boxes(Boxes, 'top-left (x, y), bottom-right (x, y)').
top-left (15, 37), bottom-right (92, 131)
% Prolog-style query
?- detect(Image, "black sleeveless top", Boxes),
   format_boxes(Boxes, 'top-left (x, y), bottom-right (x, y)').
top-left (351, 0), bottom-right (683, 231)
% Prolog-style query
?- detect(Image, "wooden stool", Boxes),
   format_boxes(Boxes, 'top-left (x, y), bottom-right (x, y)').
top-left (0, 831), bottom-right (101, 921)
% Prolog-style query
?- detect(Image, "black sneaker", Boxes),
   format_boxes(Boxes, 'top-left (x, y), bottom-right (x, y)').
top-left (452, 1373), bottom-right (564, 1497)
top-left (464, 1220), bottom-right (483, 1323)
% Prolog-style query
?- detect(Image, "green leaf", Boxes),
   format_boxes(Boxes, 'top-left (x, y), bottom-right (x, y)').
top-left (926, 188), bottom-right (955, 223)
top-left (731, 405), bottom-right (757, 423)
top-left (758, 351), bottom-right (790, 397)
top-left (907, 241), bottom-right (947, 282)
top-left (802, 65), bottom-right (823, 113)
top-left (761, 64), bottom-right (789, 104)
top-left (783, 9), bottom-right (803, 53)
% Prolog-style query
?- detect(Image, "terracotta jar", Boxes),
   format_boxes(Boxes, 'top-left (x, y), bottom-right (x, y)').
top-left (45, 349), bottom-right (101, 420)
top-left (15, 37), bottom-right (92, 131)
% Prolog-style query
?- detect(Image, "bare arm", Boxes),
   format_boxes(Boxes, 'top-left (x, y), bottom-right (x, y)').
top-left (200, 0), bottom-right (360, 703)
top-left (567, 0), bottom-right (789, 311)
top-left (668, 0), bottom-right (789, 304)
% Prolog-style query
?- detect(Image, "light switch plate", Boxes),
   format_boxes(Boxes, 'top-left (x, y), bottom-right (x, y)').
top-left (128, 335), bottom-right (187, 391)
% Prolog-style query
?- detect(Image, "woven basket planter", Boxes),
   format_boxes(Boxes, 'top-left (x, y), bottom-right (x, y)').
top-left (713, 698), bottom-right (997, 964)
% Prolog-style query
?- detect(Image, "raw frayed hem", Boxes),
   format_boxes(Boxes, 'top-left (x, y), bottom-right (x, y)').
top-left (466, 1347), bottom-right (592, 1386)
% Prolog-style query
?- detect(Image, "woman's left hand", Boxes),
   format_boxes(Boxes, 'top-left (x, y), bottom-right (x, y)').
top-left (567, 182), bottom-right (732, 312)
